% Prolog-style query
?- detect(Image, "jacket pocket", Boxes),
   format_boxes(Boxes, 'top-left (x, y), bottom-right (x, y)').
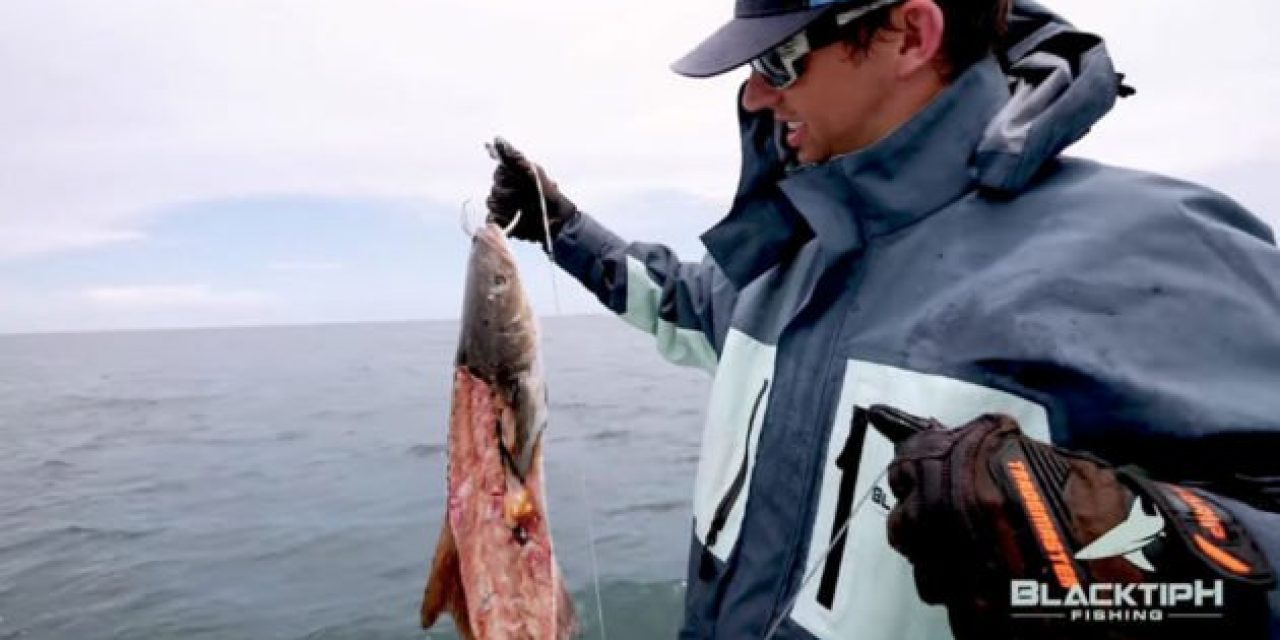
top-left (787, 359), bottom-right (1051, 639)
top-left (699, 378), bottom-right (769, 580)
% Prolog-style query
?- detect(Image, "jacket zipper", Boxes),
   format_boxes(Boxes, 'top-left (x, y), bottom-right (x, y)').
top-left (700, 378), bottom-right (770, 580)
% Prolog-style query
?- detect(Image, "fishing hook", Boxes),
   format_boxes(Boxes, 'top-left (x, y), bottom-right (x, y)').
top-left (461, 196), bottom-right (523, 238)
top-left (502, 210), bottom-right (523, 238)
top-left (460, 199), bottom-right (478, 237)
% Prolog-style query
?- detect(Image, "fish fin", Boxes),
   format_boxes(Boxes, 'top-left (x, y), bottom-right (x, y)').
top-left (556, 571), bottom-right (580, 640)
top-left (513, 373), bottom-right (548, 477)
top-left (421, 521), bottom-right (474, 638)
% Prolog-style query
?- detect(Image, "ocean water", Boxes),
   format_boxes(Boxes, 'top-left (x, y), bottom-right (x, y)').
top-left (0, 316), bottom-right (710, 639)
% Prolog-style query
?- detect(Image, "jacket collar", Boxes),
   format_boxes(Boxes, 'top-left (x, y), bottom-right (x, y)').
top-left (703, 58), bottom-right (1010, 288)
top-left (783, 58), bottom-right (1009, 253)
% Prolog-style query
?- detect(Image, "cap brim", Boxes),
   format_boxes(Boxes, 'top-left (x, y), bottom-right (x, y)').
top-left (671, 8), bottom-right (829, 79)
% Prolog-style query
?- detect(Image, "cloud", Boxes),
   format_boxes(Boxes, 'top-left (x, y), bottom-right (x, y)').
top-left (3, 0), bottom-right (1277, 264)
top-left (267, 260), bottom-right (343, 273)
top-left (0, 0), bottom-right (742, 261)
top-left (2, 279), bottom-right (283, 334)
top-left (80, 284), bottom-right (274, 308)
top-left (3, 0), bottom-right (1279, 333)
top-left (4, 223), bottom-right (145, 260)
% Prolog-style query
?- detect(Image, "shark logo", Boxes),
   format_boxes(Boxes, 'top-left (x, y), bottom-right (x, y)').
top-left (1075, 497), bottom-right (1165, 571)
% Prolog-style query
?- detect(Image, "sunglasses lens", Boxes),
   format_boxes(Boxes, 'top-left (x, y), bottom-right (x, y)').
top-left (751, 52), bottom-right (794, 89)
top-left (751, 30), bottom-right (813, 90)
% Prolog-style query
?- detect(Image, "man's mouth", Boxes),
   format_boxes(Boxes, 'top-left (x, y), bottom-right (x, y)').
top-left (784, 121), bottom-right (806, 150)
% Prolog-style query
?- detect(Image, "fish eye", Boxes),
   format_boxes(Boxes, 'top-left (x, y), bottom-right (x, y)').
top-left (493, 275), bottom-right (507, 286)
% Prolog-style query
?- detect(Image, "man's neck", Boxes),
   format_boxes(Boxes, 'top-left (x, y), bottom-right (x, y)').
top-left (854, 73), bottom-right (948, 153)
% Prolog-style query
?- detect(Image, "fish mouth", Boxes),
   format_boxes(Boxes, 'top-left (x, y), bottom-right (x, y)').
top-left (471, 222), bottom-right (514, 257)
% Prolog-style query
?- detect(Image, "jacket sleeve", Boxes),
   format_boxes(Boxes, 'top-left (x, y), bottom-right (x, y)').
top-left (549, 211), bottom-right (736, 373)
top-left (1087, 182), bottom-right (1280, 629)
top-left (1078, 185), bottom-right (1280, 629)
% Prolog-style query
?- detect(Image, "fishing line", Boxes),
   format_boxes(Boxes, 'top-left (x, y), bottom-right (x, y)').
top-left (529, 159), bottom-right (607, 640)
top-left (576, 453), bottom-right (609, 640)
top-left (762, 466), bottom-right (891, 640)
top-left (528, 161), bottom-right (564, 317)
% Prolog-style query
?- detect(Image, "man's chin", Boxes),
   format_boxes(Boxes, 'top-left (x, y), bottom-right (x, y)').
top-left (795, 148), bottom-right (828, 166)
top-left (774, 123), bottom-right (827, 168)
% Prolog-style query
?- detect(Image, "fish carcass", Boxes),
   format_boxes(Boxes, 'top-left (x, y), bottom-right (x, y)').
top-left (421, 223), bottom-right (577, 639)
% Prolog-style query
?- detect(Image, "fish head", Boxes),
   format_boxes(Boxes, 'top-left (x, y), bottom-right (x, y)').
top-left (456, 222), bottom-right (548, 479)
top-left (456, 223), bottom-right (539, 387)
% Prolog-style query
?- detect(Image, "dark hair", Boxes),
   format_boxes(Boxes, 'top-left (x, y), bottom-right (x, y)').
top-left (837, 0), bottom-right (1010, 80)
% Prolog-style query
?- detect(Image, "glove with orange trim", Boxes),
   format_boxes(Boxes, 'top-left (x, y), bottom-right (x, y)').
top-left (867, 405), bottom-right (1276, 639)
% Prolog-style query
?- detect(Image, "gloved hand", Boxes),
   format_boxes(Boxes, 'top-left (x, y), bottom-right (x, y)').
top-left (485, 137), bottom-right (579, 246)
top-left (867, 405), bottom-right (1275, 639)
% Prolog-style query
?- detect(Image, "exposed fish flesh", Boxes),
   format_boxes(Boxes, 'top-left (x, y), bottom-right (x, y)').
top-left (421, 223), bottom-right (576, 639)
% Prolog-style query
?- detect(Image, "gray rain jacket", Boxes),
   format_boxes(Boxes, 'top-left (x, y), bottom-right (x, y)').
top-left (550, 2), bottom-right (1280, 637)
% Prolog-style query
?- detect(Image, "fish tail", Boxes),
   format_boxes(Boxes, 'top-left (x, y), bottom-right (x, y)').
top-left (421, 521), bottom-right (475, 638)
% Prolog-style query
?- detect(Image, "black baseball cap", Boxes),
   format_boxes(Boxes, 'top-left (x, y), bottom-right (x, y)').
top-left (671, 0), bottom-right (900, 78)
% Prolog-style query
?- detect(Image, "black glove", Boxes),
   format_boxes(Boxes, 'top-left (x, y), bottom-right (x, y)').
top-left (485, 137), bottom-right (579, 246)
top-left (867, 405), bottom-right (1275, 639)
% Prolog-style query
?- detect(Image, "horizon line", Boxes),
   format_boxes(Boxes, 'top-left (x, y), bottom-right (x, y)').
top-left (0, 311), bottom-right (609, 339)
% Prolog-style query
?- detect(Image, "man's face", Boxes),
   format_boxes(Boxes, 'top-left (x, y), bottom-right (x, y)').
top-left (741, 36), bottom-right (899, 164)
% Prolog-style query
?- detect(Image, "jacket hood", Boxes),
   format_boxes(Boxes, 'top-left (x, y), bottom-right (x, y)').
top-left (977, 0), bottom-right (1132, 192)
top-left (702, 0), bottom-right (1130, 288)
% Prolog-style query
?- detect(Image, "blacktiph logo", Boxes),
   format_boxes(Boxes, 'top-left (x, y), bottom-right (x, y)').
top-left (1074, 496), bottom-right (1165, 571)
top-left (1009, 494), bottom-right (1230, 623)
top-left (1010, 579), bottom-right (1226, 623)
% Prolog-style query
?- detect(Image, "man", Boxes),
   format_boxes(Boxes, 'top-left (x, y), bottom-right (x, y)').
top-left (487, 0), bottom-right (1280, 637)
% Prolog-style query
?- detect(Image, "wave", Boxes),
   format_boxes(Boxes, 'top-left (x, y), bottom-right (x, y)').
top-left (0, 524), bottom-right (161, 555)
top-left (585, 428), bottom-right (629, 443)
top-left (605, 500), bottom-right (689, 518)
top-left (56, 392), bottom-right (219, 413)
top-left (406, 443), bottom-right (446, 458)
top-left (58, 524), bottom-right (161, 541)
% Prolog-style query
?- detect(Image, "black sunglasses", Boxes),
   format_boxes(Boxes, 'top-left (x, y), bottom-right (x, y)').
top-left (749, 0), bottom-right (905, 90)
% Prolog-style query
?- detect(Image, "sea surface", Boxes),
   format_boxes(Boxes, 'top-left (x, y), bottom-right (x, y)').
top-left (0, 316), bottom-right (710, 639)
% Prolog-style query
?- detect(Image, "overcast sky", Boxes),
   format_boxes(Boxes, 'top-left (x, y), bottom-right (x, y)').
top-left (3, 0), bottom-right (1279, 333)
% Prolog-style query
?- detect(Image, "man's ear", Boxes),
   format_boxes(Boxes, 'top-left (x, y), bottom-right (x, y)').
top-left (893, 0), bottom-right (945, 78)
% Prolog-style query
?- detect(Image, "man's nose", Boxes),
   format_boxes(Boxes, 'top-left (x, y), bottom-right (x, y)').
top-left (741, 71), bottom-right (782, 112)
